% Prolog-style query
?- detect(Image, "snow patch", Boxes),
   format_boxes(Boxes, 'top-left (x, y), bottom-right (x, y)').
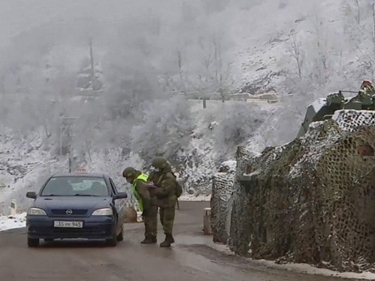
top-left (311, 98), bottom-right (326, 113)
top-left (0, 212), bottom-right (26, 231)
top-left (243, 170), bottom-right (261, 177)
top-left (211, 244), bottom-right (375, 280)
top-left (220, 160), bottom-right (236, 172)
top-left (179, 195), bottom-right (211, 202)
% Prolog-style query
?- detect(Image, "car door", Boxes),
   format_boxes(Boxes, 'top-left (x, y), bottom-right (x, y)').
top-left (109, 178), bottom-right (125, 227)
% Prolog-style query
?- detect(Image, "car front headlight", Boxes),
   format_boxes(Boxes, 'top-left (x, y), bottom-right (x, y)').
top-left (27, 207), bottom-right (47, 216)
top-left (92, 208), bottom-right (113, 216)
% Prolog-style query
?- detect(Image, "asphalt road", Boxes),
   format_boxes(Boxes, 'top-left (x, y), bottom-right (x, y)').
top-left (0, 201), bottom-right (360, 281)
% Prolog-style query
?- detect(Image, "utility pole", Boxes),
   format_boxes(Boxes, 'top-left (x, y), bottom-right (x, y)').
top-left (59, 117), bottom-right (77, 172)
top-left (89, 37), bottom-right (95, 89)
top-left (68, 151), bottom-right (72, 173)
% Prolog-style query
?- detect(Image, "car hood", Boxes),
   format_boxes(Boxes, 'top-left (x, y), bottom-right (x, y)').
top-left (33, 196), bottom-right (112, 210)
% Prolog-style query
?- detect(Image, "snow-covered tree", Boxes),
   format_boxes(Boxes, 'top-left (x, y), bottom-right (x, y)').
top-left (212, 102), bottom-right (267, 156)
top-left (342, 0), bottom-right (375, 77)
top-left (130, 96), bottom-right (195, 163)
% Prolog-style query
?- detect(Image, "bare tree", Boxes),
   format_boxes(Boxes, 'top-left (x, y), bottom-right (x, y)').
top-left (194, 33), bottom-right (234, 100)
top-left (308, 14), bottom-right (331, 86)
top-left (313, 16), bottom-right (328, 70)
top-left (176, 48), bottom-right (189, 95)
top-left (351, 0), bottom-right (375, 76)
top-left (372, 1), bottom-right (375, 45)
top-left (342, 0), bottom-right (361, 25)
top-left (287, 30), bottom-right (305, 79)
top-left (356, 0), bottom-right (361, 24)
top-left (340, 0), bottom-right (375, 76)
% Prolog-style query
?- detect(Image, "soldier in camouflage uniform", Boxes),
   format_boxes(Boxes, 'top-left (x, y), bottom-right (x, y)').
top-left (148, 157), bottom-right (178, 247)
top-left (360, 80), bottom-right (375, 93)
top-left (123, 167), bottom-right (158, 244)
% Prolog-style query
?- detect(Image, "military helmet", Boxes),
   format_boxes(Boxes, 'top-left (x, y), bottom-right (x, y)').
top-left (151, 157), bottom-right (168, 169)
top-left (122, 167), bottom-right (136, 178)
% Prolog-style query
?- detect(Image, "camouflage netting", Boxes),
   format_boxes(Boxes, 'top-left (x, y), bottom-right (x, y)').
top-left (210, 161), bottom-right (236, 244)
top-left (213, 110), bottom-right (375, 272)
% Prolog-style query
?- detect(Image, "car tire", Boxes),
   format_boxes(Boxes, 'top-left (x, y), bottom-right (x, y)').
top-left (106, 236), bottom-right (117, 247)
top-left (117, 224), bottom-right (124, 242)
top-left (106, 224), bottom-right (118, 247)
top-left (28, 238), bottom-right (39, 248)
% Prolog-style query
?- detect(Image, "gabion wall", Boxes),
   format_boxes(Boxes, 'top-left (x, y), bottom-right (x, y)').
top-left (213, 110), bottom-right (375, 272)
top-left (210, 161), bottom-right (236, 244)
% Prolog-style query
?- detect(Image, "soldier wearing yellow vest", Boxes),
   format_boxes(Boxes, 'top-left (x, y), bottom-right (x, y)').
top-left (122, 167), bottom-right (158, 244)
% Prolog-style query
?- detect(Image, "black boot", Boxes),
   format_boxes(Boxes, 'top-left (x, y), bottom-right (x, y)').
top-left (141, 235), bottom-right (157, 244)
top-left (151, 235), bottom-right (157, 243)
top-left (160, 234), bottom-right (175, 247)
top-left (168, 234), bottom-right (175, 244)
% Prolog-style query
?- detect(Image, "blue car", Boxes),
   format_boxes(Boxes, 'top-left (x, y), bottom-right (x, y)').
top-left (25, 172), bottom-right (128, 247)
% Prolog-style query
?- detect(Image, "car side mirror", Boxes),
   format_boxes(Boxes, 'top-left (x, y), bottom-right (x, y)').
top-left (114, 192), bottom-right (127, 200)
top-left (26, 191), bottom-right (37, 199)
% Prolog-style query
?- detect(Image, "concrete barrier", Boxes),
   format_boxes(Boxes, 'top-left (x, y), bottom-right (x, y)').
top-left (203, 207), bottom-right (212, 235)
top-left (10, 200), bottom-right (17, 216)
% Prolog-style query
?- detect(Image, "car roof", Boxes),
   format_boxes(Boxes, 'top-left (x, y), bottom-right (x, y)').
top-left (51, 172), bottom-right (109, 179)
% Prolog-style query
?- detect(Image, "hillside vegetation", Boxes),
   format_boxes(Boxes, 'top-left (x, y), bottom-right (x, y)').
top-left (2, 0), bottom-right (375, 212)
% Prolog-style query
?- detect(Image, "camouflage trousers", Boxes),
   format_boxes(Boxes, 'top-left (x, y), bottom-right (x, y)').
top-left (144, 205), bottom-right (158, 237)
top-left (159, 203), bottom-right (176, 235)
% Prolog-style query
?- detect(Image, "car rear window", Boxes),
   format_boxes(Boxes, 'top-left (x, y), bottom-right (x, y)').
top-left (41, 176), bottom-right (109, 197)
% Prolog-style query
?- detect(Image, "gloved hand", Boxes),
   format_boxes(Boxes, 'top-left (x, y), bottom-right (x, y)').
top-left (141, 209), bottom-right (148, 217)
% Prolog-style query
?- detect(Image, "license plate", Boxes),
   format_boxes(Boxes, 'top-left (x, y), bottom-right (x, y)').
top-left (54, 221), bottom-right (83, 228)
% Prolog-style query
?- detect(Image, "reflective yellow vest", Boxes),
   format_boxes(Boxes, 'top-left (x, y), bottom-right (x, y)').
top-left (131, 173), bottom-right (148, 212)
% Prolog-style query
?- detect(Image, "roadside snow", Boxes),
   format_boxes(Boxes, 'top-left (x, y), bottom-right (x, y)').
top-left (210, 244), bottom-right (375, 280)
top-left (179, 195), bottom-right (211, 202)
top-left (0, 212), bottom-right (26, 231)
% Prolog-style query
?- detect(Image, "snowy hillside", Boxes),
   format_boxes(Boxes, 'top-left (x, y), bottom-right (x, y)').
top-left (2, 0), bottom-right (375, 214)
top-left (0, 99), bottom-right (275, 214)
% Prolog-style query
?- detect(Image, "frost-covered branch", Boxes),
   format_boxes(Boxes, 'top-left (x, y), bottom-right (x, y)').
top-left (211, 102), bottom-right (267, 157)
top-left (287, 30), bottom-right (305, 79)
top-left (130, 96), bottom-right (196, 163)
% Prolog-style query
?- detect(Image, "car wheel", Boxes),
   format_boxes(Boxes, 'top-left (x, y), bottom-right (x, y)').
top-left (28, 238), bottom-right (39, 248)
top-left (106, 224), bottom-right (118, 247)
top-left (117, 224), bottom-right (124, 242)
top-left (106, 235), bottom-right (118, 247)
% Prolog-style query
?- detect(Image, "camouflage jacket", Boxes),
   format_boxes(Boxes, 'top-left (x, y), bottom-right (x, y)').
top-left (148, 166), bottom-right (177, 208)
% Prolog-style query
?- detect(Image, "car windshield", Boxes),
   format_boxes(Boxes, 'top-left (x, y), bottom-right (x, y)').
top-left (41, 176), bottom-right (109, 197)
